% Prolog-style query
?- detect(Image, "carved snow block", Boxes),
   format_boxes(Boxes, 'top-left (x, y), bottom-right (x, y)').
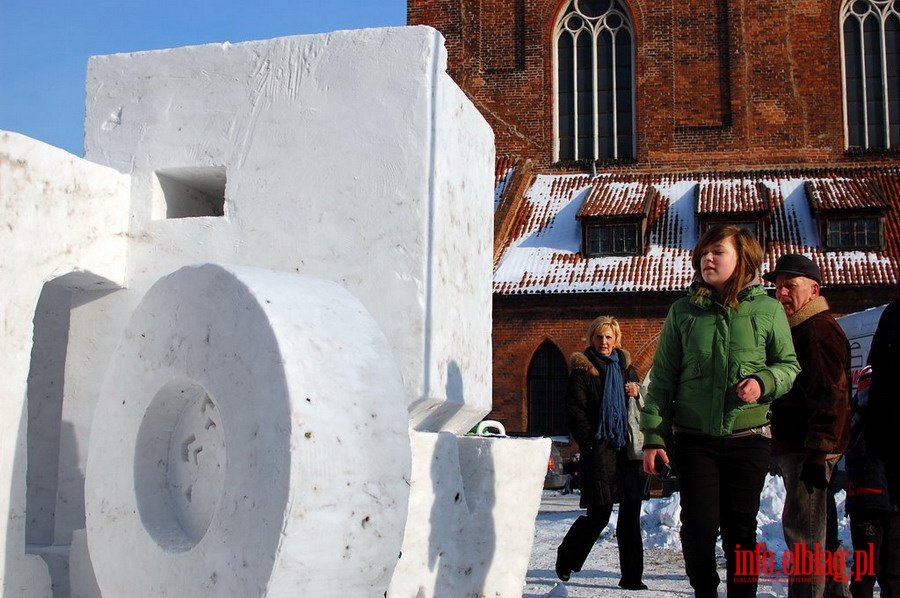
top-left (0, 132), bottom-right (130, 597)
top-left (85, 264), bottom-right (411, 596)
top-left (387, 431), bottom-right (549, 597)
top-left (83, 26), bottom-right (495, 433)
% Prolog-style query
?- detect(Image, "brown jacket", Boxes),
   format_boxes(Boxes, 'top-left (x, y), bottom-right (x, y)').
top-left (771, 296), bottom-right (852, 464)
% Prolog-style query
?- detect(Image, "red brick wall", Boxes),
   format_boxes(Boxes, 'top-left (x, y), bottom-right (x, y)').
top-left (409, 0), bottom-right (895, 172)
top-left (489, 292), bottom-right (677, 434)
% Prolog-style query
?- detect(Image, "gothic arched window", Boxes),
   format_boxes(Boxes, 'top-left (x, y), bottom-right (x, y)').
top-left (554, 0), bottom-right (635, 162)
top-left (527, 341), bottom-right (569, 436)
top-left (841, 0), bottom-right (900, 151)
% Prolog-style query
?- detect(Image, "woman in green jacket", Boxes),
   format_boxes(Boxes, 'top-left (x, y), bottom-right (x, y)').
top-left (641, 225), bottom-right (799, 598)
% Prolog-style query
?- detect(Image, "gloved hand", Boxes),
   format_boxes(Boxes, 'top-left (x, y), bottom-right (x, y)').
top-left (799, 462), bottom-right (828, 494)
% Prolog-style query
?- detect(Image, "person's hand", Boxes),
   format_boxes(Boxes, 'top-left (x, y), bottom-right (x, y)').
top-left (799, 462), bottom-right (828, 494)
top-left (736, 377), bottom-right (761, 403)
top-left (625, 381), bottom-right (639, 397)
top-left (643, 448), bottom-right (669, 476)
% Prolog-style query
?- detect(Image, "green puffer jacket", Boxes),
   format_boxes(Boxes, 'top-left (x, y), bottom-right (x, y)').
top-left (641, 282), bottom-right (800, 447)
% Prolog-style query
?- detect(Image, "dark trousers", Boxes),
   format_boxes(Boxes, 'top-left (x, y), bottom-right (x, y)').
top-left (557, 498), bottom-right (643, 584)
top-left (675, 432), bottom-right (770, 598)
top-left (849, 511), bottom-right (900, 598)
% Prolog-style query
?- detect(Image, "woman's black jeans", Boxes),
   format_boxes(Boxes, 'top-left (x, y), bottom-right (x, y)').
top-left (674, 432), bottom-right (770, 598)
top-left (557, 498), bottom-right (643, 585)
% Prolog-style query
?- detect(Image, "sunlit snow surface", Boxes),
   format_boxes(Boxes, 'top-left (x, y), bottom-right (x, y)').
top-left (527, 474), bottom-right (853, 597)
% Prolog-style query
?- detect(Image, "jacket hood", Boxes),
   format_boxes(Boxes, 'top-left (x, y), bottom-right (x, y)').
top-left (687, 280), bottom-right (766, 310)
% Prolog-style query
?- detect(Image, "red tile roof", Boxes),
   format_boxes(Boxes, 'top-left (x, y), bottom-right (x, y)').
top-left (806, 177), bottom-right (891, 211)
top-left (697, 177), bottom-right (769, 214)
top-left (577, 176), bottom-right (654, 218)
top-left (493, 166), bottom-right (900, 295)
top-left (494, 157), bottom-right (517, 209)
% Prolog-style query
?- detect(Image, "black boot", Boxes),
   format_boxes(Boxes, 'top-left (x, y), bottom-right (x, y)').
top-left (555, 547), bottom-right (571, 582)
top-left (618, 580), bottom-right (648, 590)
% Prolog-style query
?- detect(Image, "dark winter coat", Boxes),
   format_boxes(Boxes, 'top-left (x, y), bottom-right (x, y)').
top-left (866, 299), bottom-right (900, 504)
top-left (845, 365), bottom-right (894, 516)
top-left (771, 296), bottom-right (852, 465)
top-left (566, 346), bottom-right (643, 508)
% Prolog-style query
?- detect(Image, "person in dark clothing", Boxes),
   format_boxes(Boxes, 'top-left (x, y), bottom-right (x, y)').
top-left (555, 315), bottom-right (647, 591)
top-left (764, 253), bottom-right (852, 598)
top-left (845, 364), bottom-right (900, 597)
top-left (852, 299), bottom-right (900, 597)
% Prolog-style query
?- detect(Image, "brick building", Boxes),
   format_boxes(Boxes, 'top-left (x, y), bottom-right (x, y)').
top-left (408, 0), bottom-right (900, 445)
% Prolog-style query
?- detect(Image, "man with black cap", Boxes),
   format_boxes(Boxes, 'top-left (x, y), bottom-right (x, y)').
top-left (764, 253), bottom-right (852, 598)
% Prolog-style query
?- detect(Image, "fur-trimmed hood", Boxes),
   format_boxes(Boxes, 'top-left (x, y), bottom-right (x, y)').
top-left (568, 347), bottom-right (632, 376)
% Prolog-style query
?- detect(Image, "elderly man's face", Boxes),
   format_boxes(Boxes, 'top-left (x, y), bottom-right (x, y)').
top-left (774, 274), bottom-right (820, 317)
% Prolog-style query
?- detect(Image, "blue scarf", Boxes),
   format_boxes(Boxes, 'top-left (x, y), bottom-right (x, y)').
top-left (589, 348), bottom-right (629, 450)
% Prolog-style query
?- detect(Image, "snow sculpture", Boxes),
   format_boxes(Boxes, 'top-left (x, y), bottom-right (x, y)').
top-left (0, 133), bottom-right (130, 597)
top-left (84, 26), bottom-right (493, 435)
top-left (86, 263), bottom-right (411, 595)
top-left (0, 25), bottom-right (549, 597)
top-left (388, 431), bottom-right (548, 597)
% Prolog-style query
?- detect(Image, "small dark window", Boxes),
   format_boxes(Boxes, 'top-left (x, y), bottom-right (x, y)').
top-left (700, 220), bottom-right (763, 245)
top-left (825, 217), bottom-right (881, 249)
top-left (586, 223), bottom-right (639, 256)
top-left (700, 218), bottom-right (766, 247)
top-left (706, 221), bottom-right (758, 238)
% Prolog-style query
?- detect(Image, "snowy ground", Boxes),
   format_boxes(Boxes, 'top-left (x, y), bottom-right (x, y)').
top-left (525, 474), bottom-right (856, 597)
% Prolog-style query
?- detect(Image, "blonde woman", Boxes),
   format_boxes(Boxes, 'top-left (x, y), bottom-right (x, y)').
top-left (555, 316), bottom-right (646, 591)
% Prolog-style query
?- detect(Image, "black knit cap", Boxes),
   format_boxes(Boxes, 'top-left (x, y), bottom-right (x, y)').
top-left (762, 253), bottom-right (822, 284)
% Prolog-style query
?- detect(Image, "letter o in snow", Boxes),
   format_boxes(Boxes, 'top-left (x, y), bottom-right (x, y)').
top-left (85, 263), bottom-right (411, 596)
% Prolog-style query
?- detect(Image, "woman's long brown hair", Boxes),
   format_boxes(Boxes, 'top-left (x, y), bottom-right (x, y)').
top-left (691, 225), bottom-right (763, 308)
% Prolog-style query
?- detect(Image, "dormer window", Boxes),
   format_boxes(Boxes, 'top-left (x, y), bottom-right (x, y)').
top-left (585, 222), bottom-right (640, 256)
top-left (696, 179), bottom-right (769, 247)
top-left (700, 220), bottom-right (761, 240)
top-left (576, 178), bottom-right (653, 257)
top-left (805, 177), bottom-right (889, 251)
top-left (824, 216), bottom-right (881, 250)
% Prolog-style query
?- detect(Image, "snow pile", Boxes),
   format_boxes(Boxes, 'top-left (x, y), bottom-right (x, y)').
top-left (616, 474), bottom-right (849, 554)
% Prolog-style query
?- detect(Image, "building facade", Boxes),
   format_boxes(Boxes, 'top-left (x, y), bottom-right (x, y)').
top-left (409, 0), bottom-right (900, 444)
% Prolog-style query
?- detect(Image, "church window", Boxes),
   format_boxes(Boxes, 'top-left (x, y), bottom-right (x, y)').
top-left (554, 0), bottom-right (635, 162)
top-left (841, 0), bottom-right (900, 151)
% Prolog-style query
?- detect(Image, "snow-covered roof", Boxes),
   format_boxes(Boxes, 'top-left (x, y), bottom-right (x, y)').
top-left (806, 177), bottom-right (891, 211)
top-left (697, 177), bottom-right (768, 214)
top-left (493, 166), bottom-right (900, 295)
